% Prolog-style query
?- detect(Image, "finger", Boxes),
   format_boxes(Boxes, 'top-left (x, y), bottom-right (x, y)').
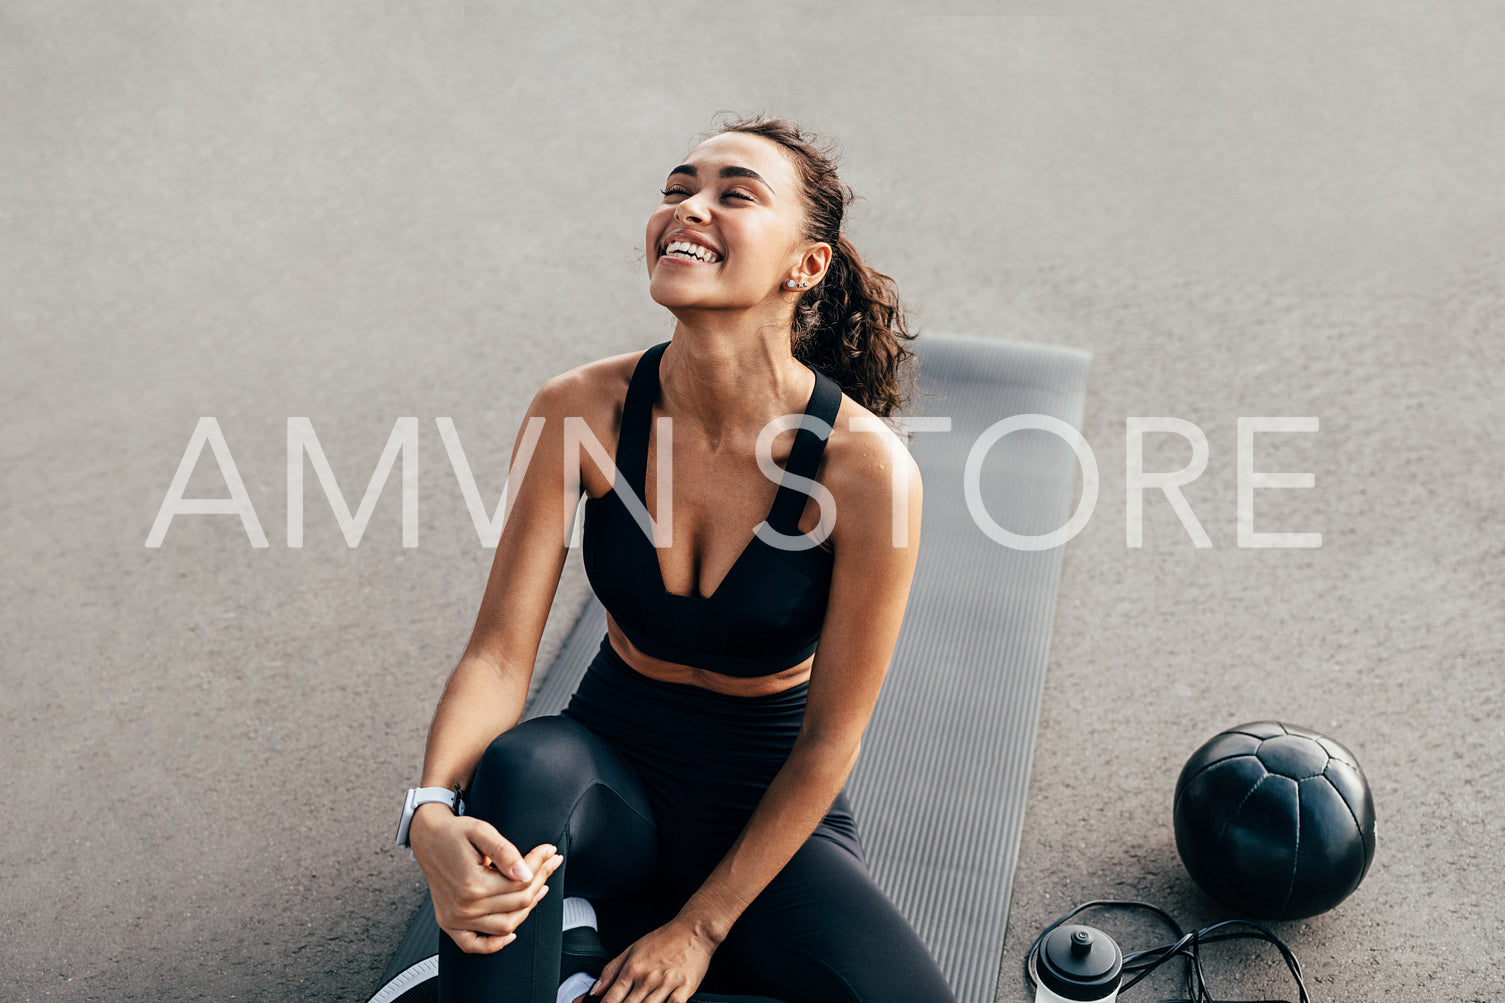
top-left (539, 852), bottom-right (564, 890)
top-left (464, 855), bottom-right (558, 915)
top-left (475, 850), bottom-right (560, 902)
top-left (658, 978), bottom-right (693, 1003)
top-left (461, 878), bottom-right (554, 919)
top-left (467, 882), bottom-right (555, 935)
top-left (657, 972), bottom-right (694, 1003)
top-left (604, 965), bottom-right (655, 1003)
top-left (599, 976), bottom-right (629, 1003)
top-left (485, 840), bottom-right (559, 886)
top-left (448, 908), bottom-right (524, 939)
top-left (471, 825), bottom-right (539, 882)
top-left (443, 926), bottom-right (516, 955)
top-left (623, 970), bottom-right (664, 1003)
top-left (504, 848), bottom-right (564, 888)
top-left (592, 953), bottom-right (625, 1000)
top-left (647, 974), bottom-right (681, 1003)
top-left (519, 842), bottom-right (562, 881)
top-left (467, 930), bottom-right (518, 955)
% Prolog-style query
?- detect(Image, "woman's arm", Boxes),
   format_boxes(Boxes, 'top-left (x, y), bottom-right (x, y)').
top-left (409, 367), bottom-right (605, 952)
top-left (593, 423), bottom-right (925, 1002)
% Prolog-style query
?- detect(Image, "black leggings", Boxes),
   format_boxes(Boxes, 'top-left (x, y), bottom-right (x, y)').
top-left (437, 635), bottom-right (957, 1003)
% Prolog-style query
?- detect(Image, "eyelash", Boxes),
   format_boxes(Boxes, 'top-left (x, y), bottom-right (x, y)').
top-left (660, 186), bottom-right (753, 202)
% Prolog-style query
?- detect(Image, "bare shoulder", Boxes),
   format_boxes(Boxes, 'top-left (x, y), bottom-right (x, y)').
top-left (525, 348), bottom-right (646, 497)
top-left (529, 348), bottom-right (641, 422)
top-left (823, 394), bottom-right (921, 487)
top-left (821, 393), bottom-right (923, 537)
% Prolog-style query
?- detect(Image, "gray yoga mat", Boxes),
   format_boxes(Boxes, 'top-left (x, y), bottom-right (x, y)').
top-left (370, 334), bottom-right (1093, 1003)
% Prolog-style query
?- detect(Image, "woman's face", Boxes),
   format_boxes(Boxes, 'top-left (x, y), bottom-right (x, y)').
top-left (645, 131), bottom-right (824, 314)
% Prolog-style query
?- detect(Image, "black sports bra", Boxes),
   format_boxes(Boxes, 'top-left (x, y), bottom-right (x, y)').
top-left (581, 340), bottom-right (842, 678)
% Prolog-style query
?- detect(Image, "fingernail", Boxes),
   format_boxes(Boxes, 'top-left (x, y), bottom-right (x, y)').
top-left (590, 978), bottom-right (603, 994)
top-left (501, 932), bottom-right (517, 946)
top-left (536, 884), bottom-right (550, 901)
top-left (510, 861), bottom-right (533, 881)
top-left (544, 843), bottom-right (557, 856)
top-left (548, 853), bottom-right (564, 870)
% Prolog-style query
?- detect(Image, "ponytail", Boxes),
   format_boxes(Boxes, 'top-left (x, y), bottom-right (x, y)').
top-left (704, 113), bottom-right (918, 418)
top-left (792, 233), bottom-right (916, 420)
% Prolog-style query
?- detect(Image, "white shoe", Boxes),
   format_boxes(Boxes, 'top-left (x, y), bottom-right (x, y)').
top-left (556, 971), bottom-right (597, 1003)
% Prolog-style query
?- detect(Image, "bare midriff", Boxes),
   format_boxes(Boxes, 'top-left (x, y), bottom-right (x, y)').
top-left (605, 614), bottom-right (814, 697)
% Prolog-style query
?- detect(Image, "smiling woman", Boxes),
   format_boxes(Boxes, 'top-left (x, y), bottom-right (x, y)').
top-left (401, 112), bottom-right (955, 1003)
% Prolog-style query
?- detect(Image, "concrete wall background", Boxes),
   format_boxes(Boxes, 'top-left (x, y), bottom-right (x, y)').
top-left (3, 4), bottom-right (1501, 1000)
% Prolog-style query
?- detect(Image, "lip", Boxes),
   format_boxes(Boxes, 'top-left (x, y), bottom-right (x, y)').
top-left (657, 253), bottom-right (715, 268)
top-left (659, 229), bottom-right (723, 262)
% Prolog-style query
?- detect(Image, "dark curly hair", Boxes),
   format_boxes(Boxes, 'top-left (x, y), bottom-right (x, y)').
top-left (699, 112), bottom-right (919, 418)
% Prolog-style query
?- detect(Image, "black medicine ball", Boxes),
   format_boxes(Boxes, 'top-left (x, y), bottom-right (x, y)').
top-left (1173, 721), bottom-right (1377, 920)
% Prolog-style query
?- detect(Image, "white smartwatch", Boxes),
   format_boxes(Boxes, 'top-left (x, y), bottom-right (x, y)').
top-left (395, 785), bottom-right (467, 854)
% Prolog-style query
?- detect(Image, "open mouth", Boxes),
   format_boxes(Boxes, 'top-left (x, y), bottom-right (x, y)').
top-left (660, 239), bottom-right (722, 264)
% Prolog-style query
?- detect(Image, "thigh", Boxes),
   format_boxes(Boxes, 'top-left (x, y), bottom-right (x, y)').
top-left (710, 831), bottom-right (958, 1003)
top-left (441, 715), bottom-right (664, 1003)
top-left (466, 713), bottom-right (660, 898)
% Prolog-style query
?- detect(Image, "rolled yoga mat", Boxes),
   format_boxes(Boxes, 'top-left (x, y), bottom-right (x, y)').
top-left (368, 334), bottom-right (1093, 1003)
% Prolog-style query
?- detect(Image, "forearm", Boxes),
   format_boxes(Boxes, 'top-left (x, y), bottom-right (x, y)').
top-left (409, 654), bottom-right (561, 934)
top-left (419, 655), bottom-right (530, 791)
top-left (676, 735), bottom-right (860, 944)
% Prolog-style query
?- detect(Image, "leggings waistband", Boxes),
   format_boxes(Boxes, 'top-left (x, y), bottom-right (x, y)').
top-left (563, 634), bottom-right (809, 760)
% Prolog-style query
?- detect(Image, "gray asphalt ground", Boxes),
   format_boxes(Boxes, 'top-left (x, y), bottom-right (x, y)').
top-left (4, 4), bottom-right (1502, 1001)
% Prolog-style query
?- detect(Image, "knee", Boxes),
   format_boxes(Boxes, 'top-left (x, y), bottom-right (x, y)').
top-left (468, 716), bottom-right (599, 819)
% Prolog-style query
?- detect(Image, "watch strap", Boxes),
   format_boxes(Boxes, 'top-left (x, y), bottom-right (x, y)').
top-left (412, 785), bottom-right (462, 810)
top-left (395, 784), bottom-right (467, 851)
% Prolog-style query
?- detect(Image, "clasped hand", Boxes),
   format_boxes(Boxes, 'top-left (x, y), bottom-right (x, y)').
top-left (412, 810), bottom-right (717, 1001)
top-left (410, 808), bottom-right (564, 953)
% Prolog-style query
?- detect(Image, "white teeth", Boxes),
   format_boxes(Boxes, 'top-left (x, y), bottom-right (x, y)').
top-left (664, 240), bottom-right (720, 263)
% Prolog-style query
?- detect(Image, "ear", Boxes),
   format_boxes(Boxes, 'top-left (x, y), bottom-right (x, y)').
top-left (799, 241), bottom-right (834, 286)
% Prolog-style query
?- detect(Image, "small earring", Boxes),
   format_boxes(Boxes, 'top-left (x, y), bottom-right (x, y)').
top-left (785, 279), bottom-right (798, 289)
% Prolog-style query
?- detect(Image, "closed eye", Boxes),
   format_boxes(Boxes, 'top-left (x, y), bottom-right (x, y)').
top-left (660, 186), bottom-right (754, 202)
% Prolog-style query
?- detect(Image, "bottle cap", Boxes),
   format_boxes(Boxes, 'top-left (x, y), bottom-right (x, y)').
top-left (1038, 924), bottom-right (1123, 1001)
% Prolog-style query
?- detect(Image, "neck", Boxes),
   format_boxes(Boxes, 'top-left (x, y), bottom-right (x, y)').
top-left (657, 324), bottom-right (814, 447)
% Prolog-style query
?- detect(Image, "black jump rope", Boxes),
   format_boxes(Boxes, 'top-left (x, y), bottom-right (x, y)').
top-left (1025, 900), bottom-right (1312, 1003)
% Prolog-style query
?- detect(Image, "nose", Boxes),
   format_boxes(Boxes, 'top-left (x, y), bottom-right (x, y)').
top-left (673, 192), bottom-right (710, 225)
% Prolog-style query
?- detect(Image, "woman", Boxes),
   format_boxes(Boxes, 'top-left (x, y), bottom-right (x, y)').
top-left (404, 113), bottom-right (957, 1003)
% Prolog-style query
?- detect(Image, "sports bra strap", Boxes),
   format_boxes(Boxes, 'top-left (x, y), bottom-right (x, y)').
top-left (764, 367), bottom-right (841, 535)
top-left (617, 341), bottom-right (670, 496)
top-left (619, 340), bottom-right (841, 531)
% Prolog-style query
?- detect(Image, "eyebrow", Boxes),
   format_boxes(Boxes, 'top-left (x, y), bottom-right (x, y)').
top-left (667, 163), bottom-right (774, 194)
